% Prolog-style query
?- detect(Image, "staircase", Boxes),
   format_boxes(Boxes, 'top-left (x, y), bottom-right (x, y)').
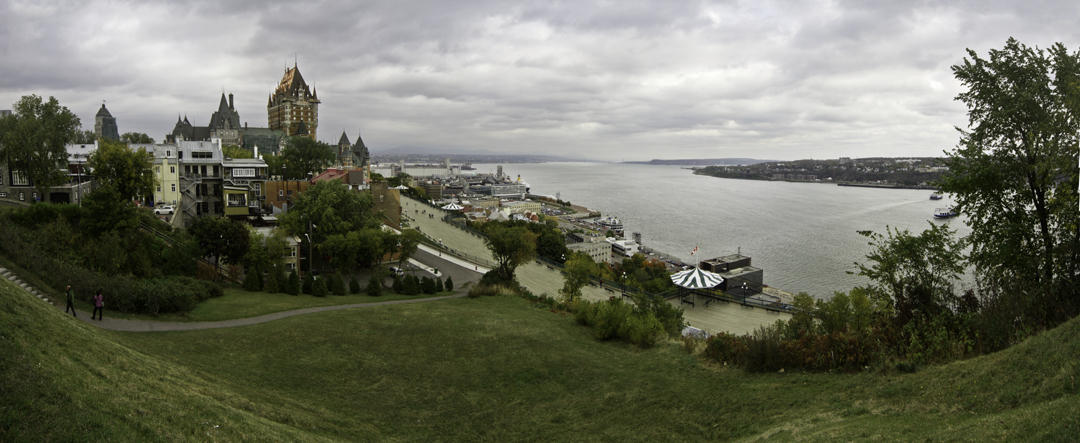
top-left (0, 265), bottom-right (52, 304)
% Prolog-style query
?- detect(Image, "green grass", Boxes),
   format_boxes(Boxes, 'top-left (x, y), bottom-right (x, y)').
top-left (3, 275), bottom-right (1079, 441)
top-left (101, 288), bottom-right (456, 322)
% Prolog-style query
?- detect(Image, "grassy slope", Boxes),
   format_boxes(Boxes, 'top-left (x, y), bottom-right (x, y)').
top-left (0, 279), bottom-right (323, 441)
top-left (4, 275), bottom-right (1079, 440)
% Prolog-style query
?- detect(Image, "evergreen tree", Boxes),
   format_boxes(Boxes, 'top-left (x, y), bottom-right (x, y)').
top-left (312, 277), bottom-right (329, 297)
top-left (303, 274), bottom-right (314, 294)
top-left (392, 275), bottom-right (404, 293)
top-left (330, 272), bottom-right (346, 296)
top-left (444, 276), bottom-right (454, 291)
top-left (366, 276), bottom-right (383, 297)
top-left (435, 278), bottom-right (444, 293)
top-left (242, 267), bottom-right (261, 291)
top-left (349, 276), bottom-right (361, 294)
top-left (287, 270), bottom-right (300, 295)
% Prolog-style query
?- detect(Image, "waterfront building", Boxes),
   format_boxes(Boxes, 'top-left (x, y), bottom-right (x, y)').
top-left (699, 254), bottom-right (763, 295)
top-left (94, 104), bottom-right (119, 141)
top-left (502, 200), bottom-right (541, 214)
top-left (567, 238), bottom-right (611, 264)
top-left (268, 63), bottom-right (320, 141)
top-left (608, 239), bottom-right (640, 260)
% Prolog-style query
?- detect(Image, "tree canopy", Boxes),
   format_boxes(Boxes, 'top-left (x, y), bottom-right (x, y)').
top-left (0, 95), bottom-right (81, 198)
top-left (120, 132), bottom-right (154, 144)
top-left (222, 144), bottom-right (254, 159)
top-left (280, 136), bottom-right (334, 179)
top-left (279, 180), bottom-right (377, 243)
top-left (482, 223), bottom-right (537, 282)
top-left (943, 38), bottom-right (1080, 322)
top-left (88, 139), bottom-right (154, 202)
top-left (189, 216), bottom-right (250, 266)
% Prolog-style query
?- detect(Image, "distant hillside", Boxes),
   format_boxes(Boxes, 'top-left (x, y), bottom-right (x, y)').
top-left (624, 158), bottom-right (773, 166)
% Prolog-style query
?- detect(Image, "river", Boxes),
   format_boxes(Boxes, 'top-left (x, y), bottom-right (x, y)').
top-left (475, 162), bottom-right (971, 298)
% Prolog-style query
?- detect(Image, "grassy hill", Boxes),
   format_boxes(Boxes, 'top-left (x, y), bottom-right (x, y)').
top-left (2, 276), bottom-right (1078, 440)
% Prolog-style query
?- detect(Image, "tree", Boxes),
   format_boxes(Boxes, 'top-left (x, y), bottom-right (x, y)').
top-left (0, 95), bottom-right (81, 199)
top-left (222, 144), bottom-right (253, 159)
top-left (349, 276), bottom-right (361, 294)
top-left (483, 224), bottom-right (537, 282)
top-left (943, 38), bottom-right (1080, 320)
top-left (854, 223), bottom-right (964, 327)
top-left (397, 229), bottom-right (422, 265)
top-left (312, 276), bottom-right (329, 297)
top-left (280, 136), bottom-right (335, 179)
top-left (561, 252), bottom-right (596, 302)
top-left (189, 216), bottom-right (251, 267)
top-left (287, 270), bottom-right (300, 295)
top-left (280, 180), bottom-right (376, 243)
top-left (444, 276), bottom-right (454, 291)
top-left (120, 132), bottom-right (154, 144)
top-left (89, 139), bottom-right (154, 202)
top-left (72, 129), bottom-right (97, 144)
top-left (366, 275), bottom-right (383, 296)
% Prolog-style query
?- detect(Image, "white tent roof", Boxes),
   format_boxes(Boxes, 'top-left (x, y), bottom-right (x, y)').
top-left (441, 202), bottom-right (463, 211)
top-left (670, 267), bottom-right (724, 289)
top-left (391, 184), bottom-right (409, 190)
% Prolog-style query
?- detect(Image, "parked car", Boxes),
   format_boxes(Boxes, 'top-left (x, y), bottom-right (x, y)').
top-left (154, 205), bottom-right (175, 215)
top-left (389, 266), bottom-right (404, 275)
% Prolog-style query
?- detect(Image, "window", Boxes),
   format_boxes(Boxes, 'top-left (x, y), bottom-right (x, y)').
top-left (171, 184), bottom-right (176, 192)
top-left (157, 185), bottom-right (162, 192)
top-left (227, 193), bottom-right (246, 207)
top-left (10, 170), bottom-right (30, 186)
top-left (19, 192), bottom-right (25, 201)
top-left (254, 183), bottom-right (261, 195)
top-left (170, 166), bottom-right (175, 174)
top-left (166, 150), bottom-right (171, 157)
top-left (278, 189), bottom-right (284, 197)
top-left (155, 166), bottom-right (161, 173)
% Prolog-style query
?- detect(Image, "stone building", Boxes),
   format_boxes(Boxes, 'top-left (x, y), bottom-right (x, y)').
top-left (208, 93), bottom-right (242, 146)
top-left (268, 63), bottom-right (320, 140)
top-left (336, 130), bottom-right (370, 168)
top-left (94, 104), bottom-right (119, 141)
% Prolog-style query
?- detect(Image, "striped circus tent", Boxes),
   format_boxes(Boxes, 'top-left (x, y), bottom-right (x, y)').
top-left (670, 267), bottom-right (724, 289)
top-left (441, 202), bottom-right (464, 211)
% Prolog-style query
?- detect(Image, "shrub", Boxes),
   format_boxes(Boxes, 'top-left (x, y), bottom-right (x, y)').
top-left (421, 276), bottom-right (436, 294)
top-left (312, 277), bottom-right (329, 297)
top-left (349, 276), bottom-right (361, 294)
top-left (366, 276), bottom-right (382, 297)
top-left (302, 274), bottom-right (314, 294)
top-left (263, 267), bottom-right (280, 294)
top-left (392, 275), bottom-right (403, 293)
top-left (242, 267), bottom-right (262, 291)
top-left (403, 275), bottom-right (421, 295)
top-left (444, 276), bottom-right (454, 291)
top-left (467, 283), bottom-right (505, 298)
top-left (286, 270), bottom-right (300, 295)
top-left (330, 273), bottom-right (346, 296)
top-left (435, 278), bottom-right (444, 293)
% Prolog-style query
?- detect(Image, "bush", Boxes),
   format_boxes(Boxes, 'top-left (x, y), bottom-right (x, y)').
top-left (435, 278), bottom-right (444, 293)
top-left (392, 275), bottom-right (403, 293)
top-left (242, 267), bottom-right (263, 292)
top-left (403, 275), bottom-right (421, 295)
top-left (366, 276), bottom-right (382, 297)
top-left (302, 274), bottom-right (314, 294)
top-left (349, 276), bottom-right (361, 294)
top-left (330, 273), bottom-right (346, 296)
top-left (312, 277), bottom-right (329, 297)
top-left (286, 270), bottom-right (300, 295)
top-left (444, 276), bottom-right (454, 291)
top-left (421, 276), bottom-right (436, 294)
top-left (467, 283), bottom-right (505, 298)
top-left (264, 267), bottom-right (281, 294)
top-left (570, 298), bottom-right (666, 348)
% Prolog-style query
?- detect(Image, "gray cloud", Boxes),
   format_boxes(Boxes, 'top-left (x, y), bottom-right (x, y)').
top-left (2, 0), bottom-right (1080, 160)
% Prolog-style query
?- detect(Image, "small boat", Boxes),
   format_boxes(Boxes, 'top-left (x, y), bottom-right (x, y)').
top-left (930, 192), bottom-right (943, 200)
top-left (934, 207), bottom-right (958, 218)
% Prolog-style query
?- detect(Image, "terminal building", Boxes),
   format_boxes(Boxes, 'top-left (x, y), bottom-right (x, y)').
top-left (699, 254), bottom-right (763, 295)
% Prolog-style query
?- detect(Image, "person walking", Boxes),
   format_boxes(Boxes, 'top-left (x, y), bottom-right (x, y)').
top-left (64, 285), bottom-right (77, 318)
top-left (91, 290), bottom-right (104, 321)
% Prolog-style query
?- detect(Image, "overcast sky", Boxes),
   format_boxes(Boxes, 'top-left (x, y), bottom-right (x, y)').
top-left (2, 0), bottom-right (1079, 161)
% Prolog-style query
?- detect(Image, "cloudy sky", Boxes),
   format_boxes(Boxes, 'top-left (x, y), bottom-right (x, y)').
top-left (2, 0), bottom-right (1079, 160)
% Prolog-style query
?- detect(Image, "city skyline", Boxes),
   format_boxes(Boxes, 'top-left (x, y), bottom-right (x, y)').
top-left (3, 0), bottom-right (1080, 160)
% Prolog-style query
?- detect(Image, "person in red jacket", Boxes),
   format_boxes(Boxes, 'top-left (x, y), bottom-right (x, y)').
top-left (91, 290), bottom-right (104, 321)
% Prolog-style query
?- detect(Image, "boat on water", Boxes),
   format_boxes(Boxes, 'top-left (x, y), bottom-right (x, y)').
top-left (596, 216), bottom-right (625, 234)
top-left (933, 207), bottom-right (958, 218)
top-left (930, 192), bottom-right (943, 200)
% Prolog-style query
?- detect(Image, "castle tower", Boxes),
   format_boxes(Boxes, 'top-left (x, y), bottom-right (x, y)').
top-left (267, 63), bottom-right (319, 141)
top-left (94, 103), bottom-right (119, 141)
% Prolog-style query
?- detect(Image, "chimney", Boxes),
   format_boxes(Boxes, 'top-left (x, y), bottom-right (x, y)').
top-left (228, 93), bottom-right (234, 109)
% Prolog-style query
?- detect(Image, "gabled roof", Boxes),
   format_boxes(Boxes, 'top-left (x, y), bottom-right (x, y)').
top-left (275, 64), bottom-right (312, 98)
top-left (218, 93), bottom-right (229, 111)
top-left (338, 131), bottom-right (350, 146)
top-left (96, 104), bottom-right (113, 118)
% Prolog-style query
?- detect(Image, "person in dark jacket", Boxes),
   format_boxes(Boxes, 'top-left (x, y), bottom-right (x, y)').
top-left (91, 290), bottom-right (104, 321)
top-left (64, 285), bottom-right (77, 318)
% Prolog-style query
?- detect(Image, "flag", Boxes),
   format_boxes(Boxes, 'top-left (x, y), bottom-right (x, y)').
top-left (690, 246), bottom-right (698, 256)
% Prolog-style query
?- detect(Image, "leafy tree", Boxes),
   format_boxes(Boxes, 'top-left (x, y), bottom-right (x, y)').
top-left (349, 276), bottom-right (361, 294)
top-left (189, 216), bottom-right (250, 267)
top-left (280, 136), bottom-right (335, 179)
top-left (321, 227), bottom-right (388, 272)
top-left (397, 229), bottom-right (422, 265)
top-left (444, 276), bottom-right (454, 291)
top-left (367, 275), bottom-right (383, 296)
top-left (81, 184), bottom-right (139, 235)
top-left (854, 223), bottom-right (964, 327)
top-left (72, 129), bottom-right (97, 144)
top-left (263, 153), bottom-right (284, 177)
top-left (120, 132), bottom-right (154, 144)
top-left (483, 224), bottom-right (537, 282)
top-left (387, 173), bottom-right (411, 187)
top-left (561, 252), bottom-right (597, 301)
top-left (943, 38), bottom-right (1080, 320)
top-left (222, 144), bottom-right (253, 159)
top-left (0, 95), bottom-right (81, 198)
top-left (88, 139), bottom-right (154, 202)
top-left (280, 180), bottom-right (376, 243)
